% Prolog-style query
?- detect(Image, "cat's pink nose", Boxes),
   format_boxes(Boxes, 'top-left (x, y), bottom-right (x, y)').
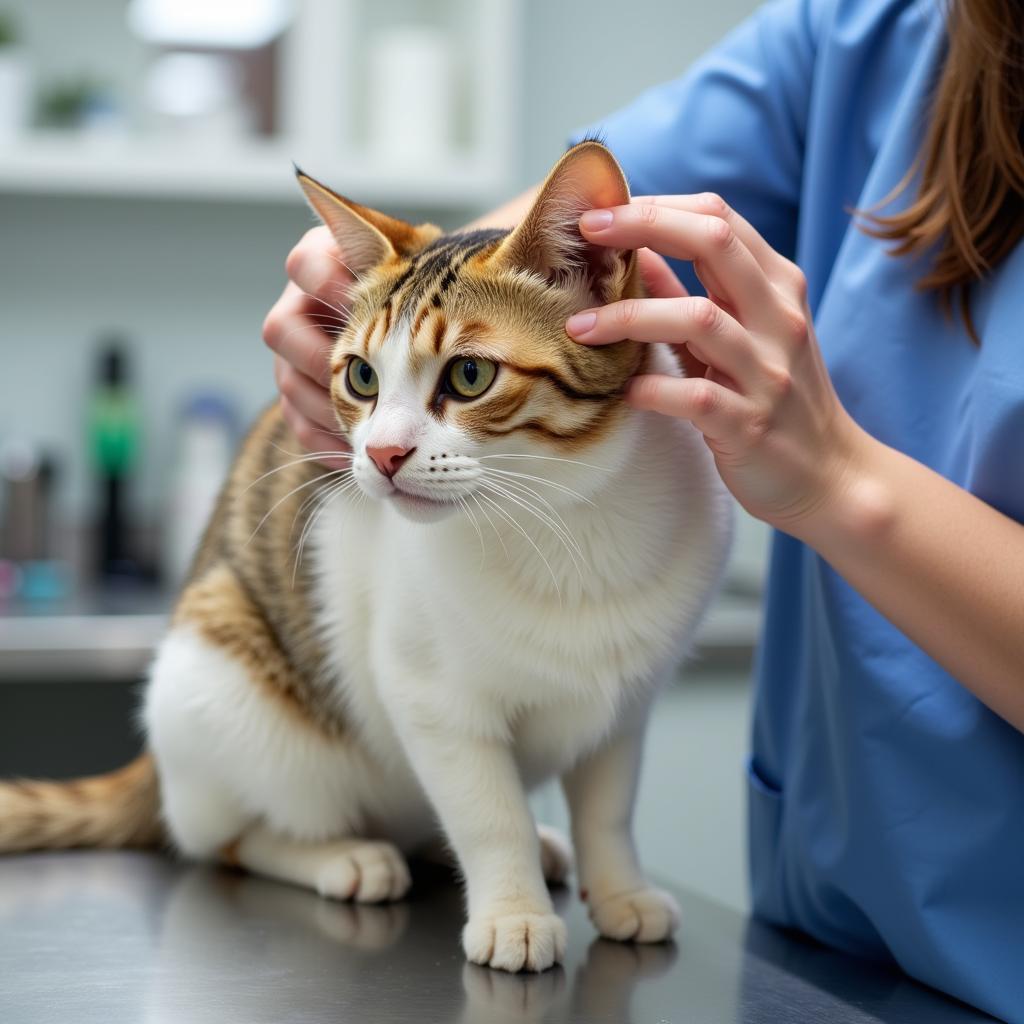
top-left (367, 444), bottom-right (415, 479)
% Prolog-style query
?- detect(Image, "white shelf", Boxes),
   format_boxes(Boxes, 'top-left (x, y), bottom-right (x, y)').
top-left (0, 0), bottom-right (522, 209)
top-left (0, 135), bottom-right (509, 207)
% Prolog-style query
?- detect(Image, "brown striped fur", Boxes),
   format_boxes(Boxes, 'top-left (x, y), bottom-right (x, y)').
top-left (0, 754), bottom-right (162, 853)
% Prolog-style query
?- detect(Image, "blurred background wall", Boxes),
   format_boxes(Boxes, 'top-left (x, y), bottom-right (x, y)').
top-left (0, 0), bottom-right (764, 912)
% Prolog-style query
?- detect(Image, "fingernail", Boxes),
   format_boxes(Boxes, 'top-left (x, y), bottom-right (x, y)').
top-left (566, 311), bottom-right (598, 337)
top-left (580, 209), bottom-right (614, 231)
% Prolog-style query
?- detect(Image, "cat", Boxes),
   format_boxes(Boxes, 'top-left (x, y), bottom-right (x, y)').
top-left (0, 141), bottom-right (732, 973)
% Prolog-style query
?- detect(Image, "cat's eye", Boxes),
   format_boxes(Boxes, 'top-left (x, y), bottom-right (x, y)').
top-left (446, 357), bottom-right (497, 399)
top-left (346, 357), bottom-right (379, 399)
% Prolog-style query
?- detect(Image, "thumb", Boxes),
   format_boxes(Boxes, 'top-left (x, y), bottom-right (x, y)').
top-left (636, 249), bottom-right (709, 382)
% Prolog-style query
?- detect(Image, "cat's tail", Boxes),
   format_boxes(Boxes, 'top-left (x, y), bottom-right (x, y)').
top-left (0, 752), bottom-right (164, 854)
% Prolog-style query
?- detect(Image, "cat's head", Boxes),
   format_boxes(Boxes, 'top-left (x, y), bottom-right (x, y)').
top-left (298, 141), bottom-right (647, 524)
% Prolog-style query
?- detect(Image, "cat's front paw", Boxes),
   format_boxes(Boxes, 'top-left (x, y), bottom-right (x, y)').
top-left (587, 886), bottom-right (680, 943)
top-left (314, 840), bottom-right (412, 903)
top-left (463, 909), bottom-right (567, 972)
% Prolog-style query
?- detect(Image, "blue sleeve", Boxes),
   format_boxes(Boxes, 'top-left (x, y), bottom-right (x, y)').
top-left (573, 0), bottom-right (829, 290)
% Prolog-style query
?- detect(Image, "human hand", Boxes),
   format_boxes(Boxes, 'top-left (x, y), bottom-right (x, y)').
top-left (262, 225), bottom-right (352, 464)
top-left (565, 194), bottom-right (868, 538)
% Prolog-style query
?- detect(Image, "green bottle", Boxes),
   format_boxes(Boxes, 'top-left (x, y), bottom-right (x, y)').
top-left (88, 342), bottom-right (140, 581)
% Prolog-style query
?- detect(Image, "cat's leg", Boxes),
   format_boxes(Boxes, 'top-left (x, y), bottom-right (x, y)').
top-left (146, 628), bottom-right (253, 859)
top-left (229, 824), bottom-right (411, 903)
top-left (562, 724), bottom-right (680, 943)
top-left (416, 823), bottom-right (572, 887)
top-left (393, 717), bottom-right (566, 972)
top-left (537, 823), bottom-right (573, 886)
top-left (159, 768), bottom-right (250, 860)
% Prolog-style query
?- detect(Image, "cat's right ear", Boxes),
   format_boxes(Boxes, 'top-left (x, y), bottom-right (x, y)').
top-left (295, 169), bottom-right (423, 277)
top-left (490, 141), bottom-right (636, 305)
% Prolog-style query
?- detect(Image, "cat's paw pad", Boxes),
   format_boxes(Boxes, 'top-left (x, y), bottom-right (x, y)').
top-left (537, 824), bottom-right (573, 886)
top-left (315, 841), bottom-right (411, 903)
top-left (463, 910), bottom-right (567, 972)
top-left (588, 887), bottom-right (680, 943)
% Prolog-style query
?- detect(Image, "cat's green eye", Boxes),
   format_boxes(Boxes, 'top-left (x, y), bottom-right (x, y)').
top-left (447, 357), bottom-right (497, 399)
top-left (347, 357), bottom-right (379, 399)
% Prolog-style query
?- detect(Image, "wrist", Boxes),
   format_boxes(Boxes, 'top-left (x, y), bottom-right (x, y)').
top-left (785, 418), bottom-right (897, 554)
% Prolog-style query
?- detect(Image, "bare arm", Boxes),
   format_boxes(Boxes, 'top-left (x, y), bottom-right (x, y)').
top-left (262, 187), bottom-right (539, 454)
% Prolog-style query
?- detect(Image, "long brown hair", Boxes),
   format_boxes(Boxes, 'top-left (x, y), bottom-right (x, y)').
top-left (860, 0), bottom-right (1024, 343)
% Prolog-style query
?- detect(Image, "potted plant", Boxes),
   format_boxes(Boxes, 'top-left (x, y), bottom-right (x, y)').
top-left (0, 12), bottom-right (31, 143)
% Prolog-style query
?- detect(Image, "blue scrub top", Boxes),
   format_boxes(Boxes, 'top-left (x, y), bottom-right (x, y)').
top-left (576, 0), bottom-right (1024, 1019)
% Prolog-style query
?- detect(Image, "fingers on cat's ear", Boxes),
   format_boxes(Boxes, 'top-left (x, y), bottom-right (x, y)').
top-left (295, 168), bottom-right (436, 278)
top-left (493, 141), bottom-right (636, 304)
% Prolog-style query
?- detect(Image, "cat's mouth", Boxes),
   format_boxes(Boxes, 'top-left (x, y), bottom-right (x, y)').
top-left (384, 483), bottom-right (459, 524)
top-left (390, 488), bottom-right (444, 508)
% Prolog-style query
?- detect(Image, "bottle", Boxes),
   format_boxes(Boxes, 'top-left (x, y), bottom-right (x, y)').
top-left (0, 441), bottom-right (70, 603)
top-left (88, 340), bottom-right (141, 583)
top-left (163, 393), bottom-right (236, 586)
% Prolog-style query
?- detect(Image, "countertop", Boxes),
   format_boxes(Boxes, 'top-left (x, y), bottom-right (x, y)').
top-left (0, 851), bottom-right (997, 1023)
top-left (0, 592), bottom-right (761, 681)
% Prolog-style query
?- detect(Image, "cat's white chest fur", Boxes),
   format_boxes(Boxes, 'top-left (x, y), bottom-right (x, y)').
top-left (311, 402), bottom-right (731, 790)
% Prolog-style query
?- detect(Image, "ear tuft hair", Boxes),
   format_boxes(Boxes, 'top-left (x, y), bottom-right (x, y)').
top-left (491, 141), bottom-right (635, 305)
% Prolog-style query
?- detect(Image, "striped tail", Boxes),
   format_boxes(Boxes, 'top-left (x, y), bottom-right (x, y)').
top-left (0, 752), bottom-right (164, 853)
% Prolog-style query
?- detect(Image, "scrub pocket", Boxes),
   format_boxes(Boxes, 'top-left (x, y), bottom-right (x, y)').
top-left (746, 756), bottom-right (788, 925)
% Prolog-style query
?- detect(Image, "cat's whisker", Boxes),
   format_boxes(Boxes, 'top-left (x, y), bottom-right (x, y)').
top-left (471, 493), bottom-right (509, 561)
top-left (481, 481), bottom-right (585, 580)
top-left (481, 489), bottom-right (585, 579)
top-left (292, 485), bottom-right (344, 582)
top-left (456, 495), bottom-right (486, 572)
top-left (267, 439), bottom-right (354, 461)
top-left (303, 311), bottom-right (351, 327)
top-left (323, 250), bottom-right (366, 285)
top-left (244, 450), bottom-right (354, 495)
top-left (290, 470), bottom-right (352, 538)
top-left (482, 467), bottom-right (597, 508)
top-left (279, 323), bottom-right (348, 349)
top-left (305, 304), bottom-right (351, 319)
top-left (477, 453), bottom-right (613, 473)
top-left (301, 290), bottom-right (355, 320)
top-left (480, 474), bottom-right (586, 558)
top-left (292, 479), bottom-right (341, 567)
top-left (292, 475), bottom-right (361, 585)
top-left (481, 471), bottom-right (587, 559)
top-left (246, 470), bottom-right (350, 547)
top-left (289, 315), bottom-right (349, 335)
top-left (477, 492), bottom-right (562, 605)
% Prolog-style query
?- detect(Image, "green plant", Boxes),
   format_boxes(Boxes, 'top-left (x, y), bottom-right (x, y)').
top-left (37, 76), bottom-right (104, 129)
top-left (0, 13), bottom-right (19, 48)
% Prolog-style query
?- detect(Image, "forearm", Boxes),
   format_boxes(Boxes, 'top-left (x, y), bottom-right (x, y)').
top-left (796, 431), bottom-right (1024, 732)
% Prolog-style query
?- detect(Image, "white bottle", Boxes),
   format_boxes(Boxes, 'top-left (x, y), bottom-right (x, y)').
top-left (367, 25), bottom-right (455, 166)
top-left (163, 394), bottom-right (236, 586)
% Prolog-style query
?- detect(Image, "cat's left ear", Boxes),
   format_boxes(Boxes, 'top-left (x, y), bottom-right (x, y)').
top-left (296, 169), bottom-right (435, 277)
top-left (492, 141), bottom-right (636, 305)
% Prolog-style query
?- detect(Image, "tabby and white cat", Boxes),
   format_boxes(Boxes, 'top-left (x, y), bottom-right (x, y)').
top-left (0, 142), bottom-right (731, 972)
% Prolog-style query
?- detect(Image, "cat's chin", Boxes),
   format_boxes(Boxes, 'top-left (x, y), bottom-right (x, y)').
top-left (387, 489), bottom-right (459, 525)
